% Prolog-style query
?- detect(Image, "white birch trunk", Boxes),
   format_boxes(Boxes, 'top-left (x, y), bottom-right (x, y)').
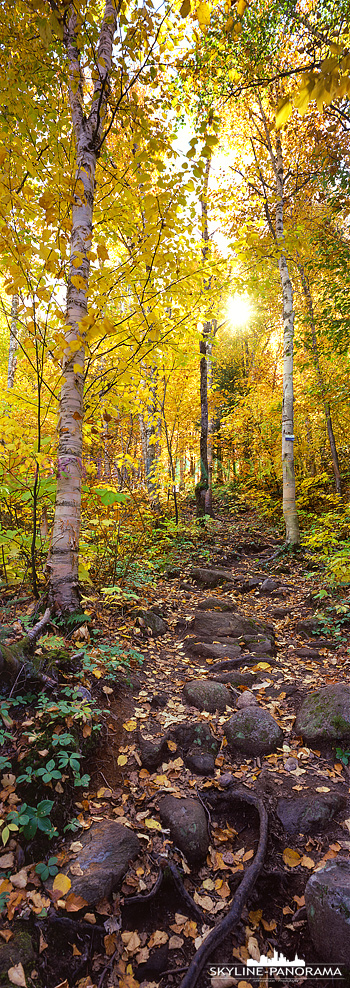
top-left (48, 1), bottom-right (117, 613)
top-left (7, 294), bottom-right (19, 389)
top-left (275, 136), bottom-right (300, 545)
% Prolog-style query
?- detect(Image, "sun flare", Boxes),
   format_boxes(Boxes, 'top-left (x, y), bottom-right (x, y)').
top-left (226, 293), bottom-right (252, 328)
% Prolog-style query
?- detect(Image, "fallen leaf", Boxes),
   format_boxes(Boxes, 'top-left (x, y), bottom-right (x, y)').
top-left (144, 818), bottom-right (162, 831)
top-left (123, 720), bottom-right (137, 732)
top-left (316, 786), bottom-right (330, 793)
top-left (0, 930), bottom-right (12, 942)
top-left (83, 913), bottom-right (96, 924)
top-left (104, 932), bottom-right (117, 955)
top-left (0, 852), bottom-right (14, 869)
top-left (301, 855), bottom-right (314, 869)
top-left (52, 873), bottom-right (72, 895)
top-left (261, 918), bottom-right (277, 931)
top-left (7, 964), bottom-right (26, 987)
top-left (117, 755), bottom-right (128, 766)
top-left (283, 847), bottom-right (301, 868)
top-left (69, 862), bottom-right (84, 877)
top-left (203, 878), bottom-right (215, 891)
top-left (39, 932), bottom-right (48, 953)
top-left (72, 944), bottom-right (81, 956)
top-left (148, 930), bottom-right (168, 948)
top-left (65, 893), bottom-right (89, 912)
top-left (70, 841), bottom-right (83, 853)
top-left (248, 909), bottom-right (262, 926)
top-left (193, 892), bottom-right (214, 911)
top-left (169, 935), bottom-right (184, 949)
top-left (121, 930), bottom-right (141, 952)
top-left (11, 869), bottom-right (27, 889)
top-left (247, 936), bottom-right (260, 961)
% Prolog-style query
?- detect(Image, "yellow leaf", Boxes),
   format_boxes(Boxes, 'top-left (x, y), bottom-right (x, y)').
top-left (73, 363), bottom-right (83, 374)
top-left (180, 0), bottom-right (191, 15)
top-left (196, 2), bottom-right (210, 26)
top-left (117, 755), bottom-right (128, 766)
top-left (121, 930), bottom-right (141, 952)
top-left (71, 275), bottom-right (86, 291)
top-left (236, 0), bottom-right (247, 14)
top-left (301, 855), bottom-right (315, 869)
top-left (283, 847), bottom-right (301, 868)
top-left (148, 930), bottom-right (168, 948)
top-left (72, 254), bottom-right (84, 268)
top-left (254, 662), bottom-right (271, 670)
top-left (75, 178), bottom-right (85, 198)
top-left (276, 98), bottom-right (292, 130)
top-left (123, 720), bottom-right (137, 731)
top-left (0, 148), bottom-right (7, 166)
top-left (97, 245), bottom-right (109, 262)
top-left (7, 964), bottom-right (26, 987)
top-left (92, 668), bottom-right (102, 678)
top-left (144, 817), bottom-right (162, 830)
top-left (52, 873), bottom-right (72, 895)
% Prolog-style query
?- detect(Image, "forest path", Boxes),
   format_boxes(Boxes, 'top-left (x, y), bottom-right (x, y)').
top-left (4, 509), bottom-right (349, 988)
top-left (74, 509), bottom-right (350, 987)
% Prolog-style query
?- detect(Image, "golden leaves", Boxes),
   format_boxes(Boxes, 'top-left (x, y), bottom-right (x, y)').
top-left (52, 873), bottom-right (72, 895)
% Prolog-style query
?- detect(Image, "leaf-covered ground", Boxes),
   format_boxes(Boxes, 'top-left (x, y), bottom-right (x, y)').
top-left (1, 509), bottom-right (350, 988)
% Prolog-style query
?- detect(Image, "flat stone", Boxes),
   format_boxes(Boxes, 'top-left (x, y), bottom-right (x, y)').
top-left (63, 820), bottom-right (140, 904)
top-left (185, 750), bottom-right (215, 775)
top-left (211, 671), bottom-right (256, 686)
top-left (259, 579), bottom-right (282, 594)
top-left (190, 610), bottom-right (273, 644)
top-left (294, 647), bottom-right (322, 659)
top-left (190, 567), bottom-right (234, 587)
top-left (277, 792), bottom-right (347, 834)
top-left (295, 684), bottom-right (350, 742)
top-left (158, 795), bottom-right (209, 864)
top-left (236, 690), bottom-right (258, 709)
top-left (270, 606), bottom-right (293, 618)
top-left (190, 641), bottom-right (242, 661)
top-left (183, 678), bottom-right (235, 713)
top-left (196, 597), bottom-right (238, 611)
top-left (295, 618), bottom-right (320, 637)
top-left (225, 707), bottom-right (284, 755)
top-left (305, 860), bottom-right (350, 964)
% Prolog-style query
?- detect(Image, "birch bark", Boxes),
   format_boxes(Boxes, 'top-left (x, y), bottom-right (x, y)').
top-left (275, 135), bottom-right (300, 544)
top-left (48, 1), bottom-right (117, 614)
top-left (7, 294), bottom-right (19, 389)
top-left (196, 154), bottom-right (214, 517)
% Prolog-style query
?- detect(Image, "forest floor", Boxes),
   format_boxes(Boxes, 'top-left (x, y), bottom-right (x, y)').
top-left (1, 506), bottom-right (350, 988)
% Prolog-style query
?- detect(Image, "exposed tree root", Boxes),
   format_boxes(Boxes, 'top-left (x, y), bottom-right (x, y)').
top-left (178, 786), bottom-right (268, 988)
top-left (125, 858), bottom-right (206, 925)
top-left (0, 607), bottom-right (55, 684)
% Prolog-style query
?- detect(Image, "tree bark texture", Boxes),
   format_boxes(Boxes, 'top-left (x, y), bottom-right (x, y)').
top-left (197, 151), bottom-right (214, 517)
top-left (7, 294), bottom-right (19, 389)
top-left (298, 261), bottom-right (342, 495)
top-left (275, 135), bottom-right (300, 544)
top-left (48, 1), bottom-right (117, 614)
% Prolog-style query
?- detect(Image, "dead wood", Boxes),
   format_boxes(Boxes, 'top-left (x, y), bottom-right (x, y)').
top-left (0, 607), bottom-right (55, 684)
top-left (178, 786), bottom-right (268, 988)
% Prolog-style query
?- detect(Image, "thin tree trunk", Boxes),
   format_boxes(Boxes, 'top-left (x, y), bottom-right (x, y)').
top-left (7, 294), bottom-right (19, 389)
top-left (197, 151), bottom-right (214, 517)
top-left (275, 135), bottom-right (300, 544)
top-left (140, 365), bottom-right (161, 504)
top-left (298, 261), bottom-right (342, 496)
top-left (48, 1), bottom-right (117, 614)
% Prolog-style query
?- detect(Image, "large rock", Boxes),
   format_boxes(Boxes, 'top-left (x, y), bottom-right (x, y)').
top-left (277, 792), bottom-right (347, 835)
top-left (158, 795), bottom-right (209, 864)
top-left (295, 684), bottom-right (350, 742)
top-left (190, 610), bottom-right (273, 644)
top-left (225, 707), bottom-right (283, 755)
top-left (190, 567), bottom-right (234, 587)
top-left (138, 721), bottom-right (169, 769)
top-left (190, 641), bottom-right (242, 661)
top-left (170, 720), bottom-right (219, 776)
top-left (63, 820), bottom-right (140, 904)
top-left (0, 922), bottom-right (34, 978)
top-left (305, 860), bottom-right (350, 965)
top-left (183, 678), bottom-right (235, 713)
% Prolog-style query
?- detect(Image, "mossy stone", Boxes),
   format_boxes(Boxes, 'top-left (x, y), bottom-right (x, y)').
top-left (224, 707), bottom-right (283, 755)
top-left (295, 684), bottom-right (350, 743)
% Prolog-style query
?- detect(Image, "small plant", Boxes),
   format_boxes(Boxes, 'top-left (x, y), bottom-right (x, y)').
top-left (3, 800), bottom-right (57, 844)
top-left (35, 856), bottom-right (59, 881)
top-left (336, 746), bottom-right (350, 766)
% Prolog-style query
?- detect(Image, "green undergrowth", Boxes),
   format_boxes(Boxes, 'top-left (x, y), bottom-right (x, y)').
top-left (0, 634), bottom-right (144, 909)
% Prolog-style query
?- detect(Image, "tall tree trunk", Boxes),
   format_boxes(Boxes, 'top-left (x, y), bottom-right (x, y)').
top-left (7, 294), bottom-right (19, 389)
top-left (298, 261), bottom-right (342, 496)
top-left (304, 416), bottom-right (317, 477)
top-left (196, 152), bottom-right (215, 517)
top-left (48, 1), bottom-right (117, 615)
top-left (140, 365), bottom-right (161, 504)
top-left (275, 135), bottom-right (300, 544)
